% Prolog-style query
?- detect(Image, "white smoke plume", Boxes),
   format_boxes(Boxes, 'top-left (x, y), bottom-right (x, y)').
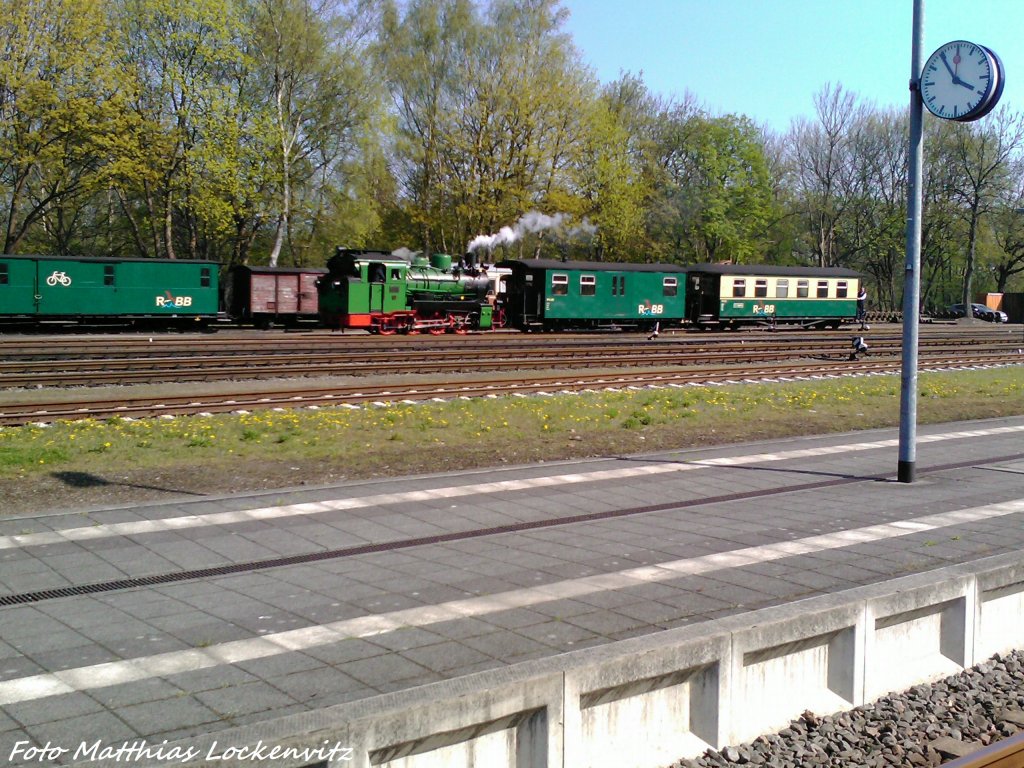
top-left (567, 217), bottom-right (597, 239)
top-left (391, 247), bottom-right (420, 262)
top-left (467, 211), bottom-right (597, 253)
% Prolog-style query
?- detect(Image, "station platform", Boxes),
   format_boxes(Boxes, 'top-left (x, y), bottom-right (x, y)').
top-left (1, 416), bottom-right (1023, 766)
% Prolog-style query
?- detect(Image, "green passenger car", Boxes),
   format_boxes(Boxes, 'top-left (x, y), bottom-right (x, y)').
top-left (0, 255), bottom-right (219, 324)
top-left (499, 259), bottom-right (688, 331)
top-left (685, 264), bottom-right (862, 329)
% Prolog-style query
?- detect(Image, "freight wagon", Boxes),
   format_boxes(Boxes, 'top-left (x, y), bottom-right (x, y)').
top-left (0, 254), bottom-right (219, 327)
top-left (224, 265), bottom-right (326, 328)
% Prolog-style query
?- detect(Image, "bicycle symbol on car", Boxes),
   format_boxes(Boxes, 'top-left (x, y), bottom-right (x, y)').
top-left (45, 271), bottom-right (72, 287)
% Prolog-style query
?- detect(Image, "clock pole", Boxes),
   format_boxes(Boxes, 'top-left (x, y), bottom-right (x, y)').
top-left (899, 0), bottom-right (924, 483)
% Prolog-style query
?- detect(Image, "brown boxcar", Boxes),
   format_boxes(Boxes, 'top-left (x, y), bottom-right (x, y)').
top-left (225, 266), bottom-right (327, 327)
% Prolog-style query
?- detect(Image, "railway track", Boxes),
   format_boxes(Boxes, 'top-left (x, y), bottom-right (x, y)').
top-left (1, 352), bottom-right (1019, 426)
top-left (0, 323), bottom-right (1013, 355)
top-left (1, 332), bottom-right (1021, 388)
top-left (945, 731), bottom-right (1024, 767)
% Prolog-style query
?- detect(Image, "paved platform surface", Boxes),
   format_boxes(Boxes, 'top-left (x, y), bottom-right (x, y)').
top-left (1, 415), bottom-right (1024, 764)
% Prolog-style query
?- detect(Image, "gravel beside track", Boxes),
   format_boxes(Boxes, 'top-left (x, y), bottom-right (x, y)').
top-left (672, 651), bottom-right (1024, 767)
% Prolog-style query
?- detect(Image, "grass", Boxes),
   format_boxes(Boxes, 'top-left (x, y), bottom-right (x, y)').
top-left (1, 367), bottom-right (1022, 494)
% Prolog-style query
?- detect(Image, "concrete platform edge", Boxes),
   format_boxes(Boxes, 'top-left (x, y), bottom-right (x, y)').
top-left (68, 550), bottom-right (1024, 768)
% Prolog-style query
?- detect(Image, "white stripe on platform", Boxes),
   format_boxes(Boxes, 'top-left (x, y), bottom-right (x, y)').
top-left (0, 497), bottom-right (1022, 706)
top-left (2, 422), bottom-right (1023, 551)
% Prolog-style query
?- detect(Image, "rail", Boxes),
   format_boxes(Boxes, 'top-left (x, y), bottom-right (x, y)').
top-left (941, 731), bottom-right (1024, 767)
top-left (1, 352), bottom-right (1020, 425)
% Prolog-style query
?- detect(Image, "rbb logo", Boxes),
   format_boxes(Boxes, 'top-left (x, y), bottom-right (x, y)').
top-left (638, 303), bottom-right (664, 315)
top-left (156, 294), bottom-right (193, 308)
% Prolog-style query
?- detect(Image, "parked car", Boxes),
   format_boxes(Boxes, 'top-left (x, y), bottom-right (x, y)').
top-left (946, 303), bottom-right (1008, 323)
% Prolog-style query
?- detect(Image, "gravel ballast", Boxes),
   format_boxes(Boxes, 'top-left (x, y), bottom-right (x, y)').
top-left (670, 650), bottom-right (1024, 767)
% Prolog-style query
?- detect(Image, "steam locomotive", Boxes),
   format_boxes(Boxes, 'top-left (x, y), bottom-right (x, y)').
top-left (316, 248), bottom-right (509, 333)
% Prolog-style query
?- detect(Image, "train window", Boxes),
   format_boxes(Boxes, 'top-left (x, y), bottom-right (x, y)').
top-left (580, 275), bottom-right (596, 296)
top-left (816, 280), bottom-right (829, 298)
top-left (0, 264), bottom-right (7, 285)
top-left (663, 277), bottom-right (677, 297)
top-left (836, 281), bottom-right (848, 298)
top-left (797, 280), bottom-right (809, 298)
top-left (552, 274), bottom-right (568, 295)
top-left (103, 265), bottom-right (115, 286)
top-left (754, 279), bottom-right (768, 298)
top-left (390, 268), bottom-right (402, 280)
top-left (776, 279), bottom-right (789, 298)
top-left (732, 279), bottom-right (746, 298)
top-left (201, 267), bottom-right (211, 287)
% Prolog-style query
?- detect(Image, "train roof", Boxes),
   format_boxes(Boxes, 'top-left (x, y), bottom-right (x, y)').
top-left (230, 265), bottom-right (327, 274)
top-left (0, 254), bottom-right (220, 266)
top-left (497, 259), bottom-right (687, 273)
top-left (496, 259), bottom-right (861, 278)
top-left (686, 263), bottom-right (862, 278)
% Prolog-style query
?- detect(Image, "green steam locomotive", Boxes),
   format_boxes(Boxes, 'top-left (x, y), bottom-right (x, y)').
top-left (316, 248), bottom-right (504, 334)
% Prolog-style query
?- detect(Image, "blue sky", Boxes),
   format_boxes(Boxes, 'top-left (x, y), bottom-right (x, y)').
top-left (560, 0), bottom-right (1023, 133)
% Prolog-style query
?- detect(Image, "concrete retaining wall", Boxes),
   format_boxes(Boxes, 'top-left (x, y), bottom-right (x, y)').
top-left (83, 552), bottom-right (1024, 768)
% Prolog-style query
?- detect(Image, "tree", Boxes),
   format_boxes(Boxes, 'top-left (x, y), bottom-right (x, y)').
top-left (652, 112), bottom-right (774, 263)
top-left (378, 0), bottom-right (475, 254)
top-left (0, 0), bottom-right (128, 254)
top-left (837, 109), bottom-right (907, 310)
top-left (570, 75), bottom-right (660, 261)
top-left (379, 0), bottom-right (597, 258)
top-left (246, 0), bottom-right (380, 267)
top-left (989, 165), bottom-right (1024, 292)
top-left (938, 109), bottom-right (1024, 306)
top-left (787, 84), bottom-right (864, 268)
top-left (111, 0), bottom-right (247, 260)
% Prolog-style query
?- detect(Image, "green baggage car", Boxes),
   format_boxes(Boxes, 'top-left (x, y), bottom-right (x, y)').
top-left (0, 255), bottom-right (219, 326)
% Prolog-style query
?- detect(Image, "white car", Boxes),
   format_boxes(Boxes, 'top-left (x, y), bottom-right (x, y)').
top-left (947, 303), bottom-right (1008, 323)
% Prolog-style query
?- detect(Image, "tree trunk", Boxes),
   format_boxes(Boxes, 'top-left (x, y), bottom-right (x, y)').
top-left (961, 206), bottom-right (979, 307)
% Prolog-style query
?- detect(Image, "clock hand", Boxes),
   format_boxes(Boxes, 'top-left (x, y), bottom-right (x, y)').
top-left (939, 52), bottom-right (957, 79)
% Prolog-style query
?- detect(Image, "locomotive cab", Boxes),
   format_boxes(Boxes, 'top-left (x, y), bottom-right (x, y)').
top-left (318, 248), bottom-right (409, 330)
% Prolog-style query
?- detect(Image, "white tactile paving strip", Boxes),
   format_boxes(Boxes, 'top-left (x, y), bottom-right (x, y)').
top-left (0, 495), bottom-right (1021, 705)
top-left (3, 423), bottom-right (1023, 551)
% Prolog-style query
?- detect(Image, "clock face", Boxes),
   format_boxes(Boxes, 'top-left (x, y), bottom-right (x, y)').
top-left (921, 41), bottom-right (1000, 121)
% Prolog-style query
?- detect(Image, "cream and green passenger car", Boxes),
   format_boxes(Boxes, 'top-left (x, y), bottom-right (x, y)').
top-left (685, 264), bottom-right (863, 329)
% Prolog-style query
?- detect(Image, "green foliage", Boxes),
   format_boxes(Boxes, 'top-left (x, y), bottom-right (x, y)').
top-left (653, 113), bottom-right (775, 263)
top-left (0, 0), bottom-right (133, 253)
top-left (1, 0), bottom-right (1022, 299)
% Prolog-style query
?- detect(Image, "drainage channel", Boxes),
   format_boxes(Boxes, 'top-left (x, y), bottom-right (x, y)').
top-left (1, 452), bottom-right (1020, 608)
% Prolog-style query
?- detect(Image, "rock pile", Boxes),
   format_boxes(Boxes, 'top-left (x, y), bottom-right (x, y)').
top-left (671, 650), bottom-right (1024, 767)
